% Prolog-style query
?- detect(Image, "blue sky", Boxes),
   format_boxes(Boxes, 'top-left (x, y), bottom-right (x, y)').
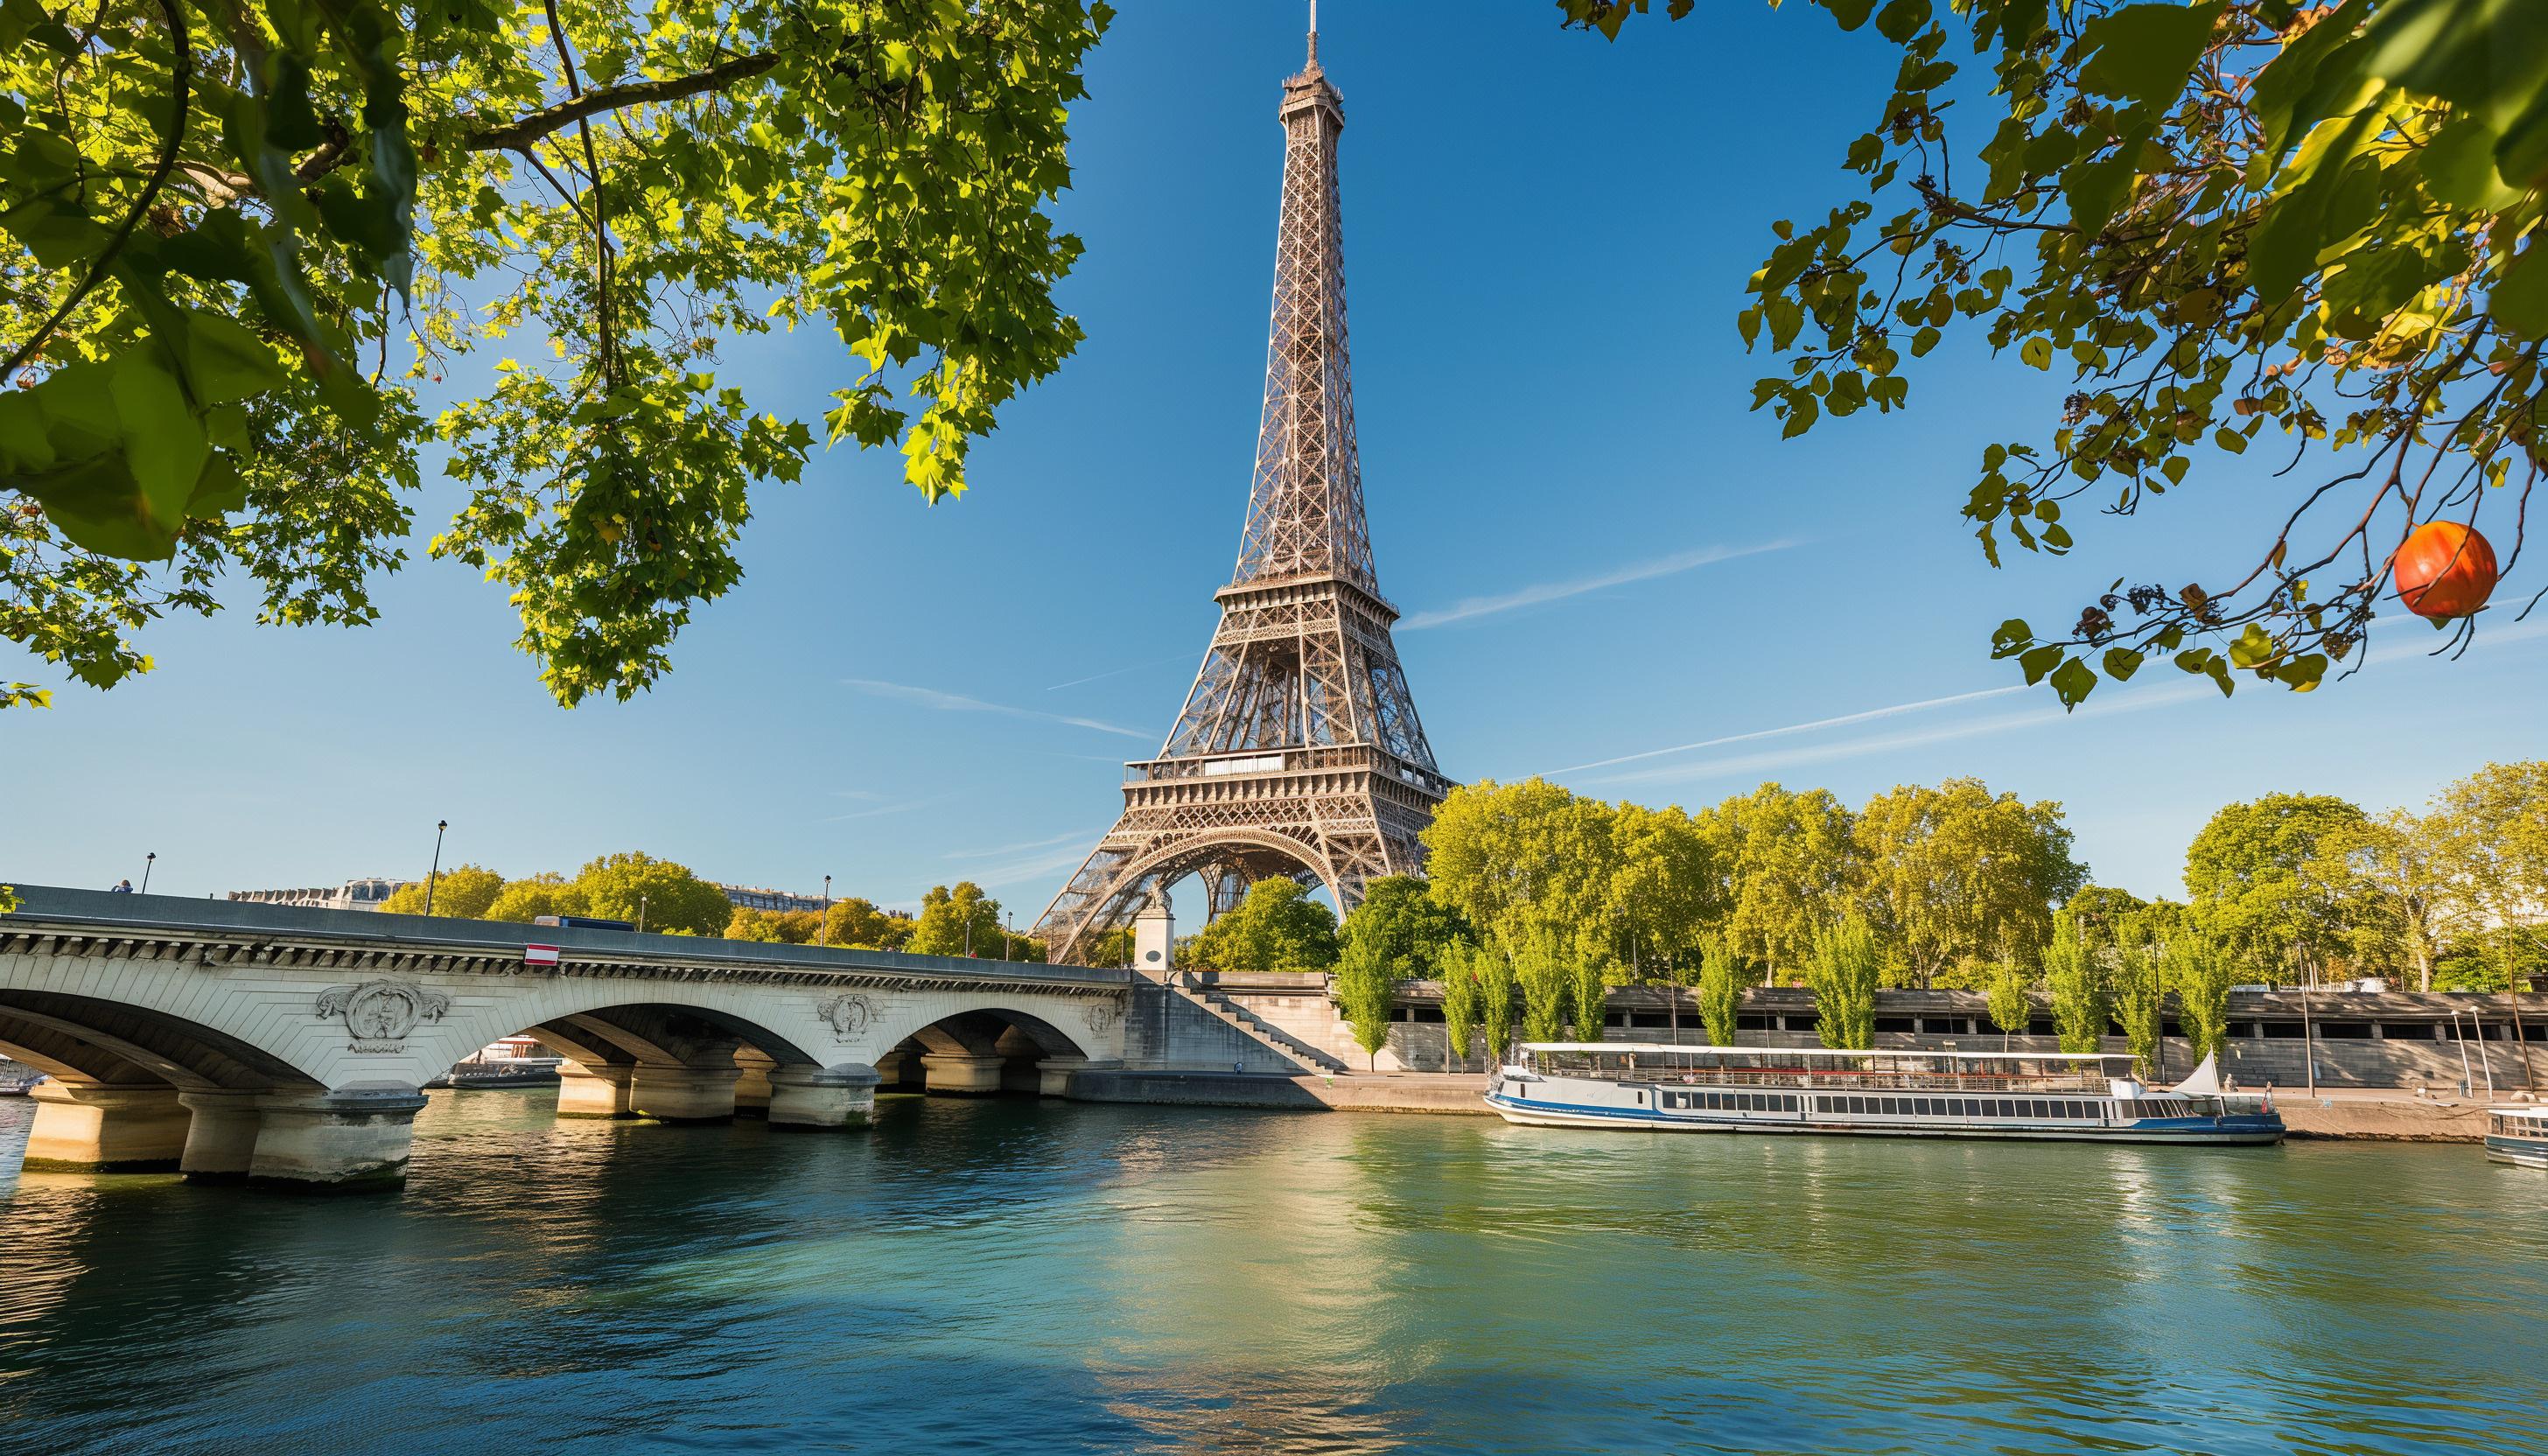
top-left (8, 4), bottom-right (2544, 914)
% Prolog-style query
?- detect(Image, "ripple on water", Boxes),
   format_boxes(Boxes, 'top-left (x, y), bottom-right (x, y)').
top-left (2, 1094), bottom-right (2545, 1454)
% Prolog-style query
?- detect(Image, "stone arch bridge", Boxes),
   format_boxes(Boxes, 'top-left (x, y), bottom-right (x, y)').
top-left (0, 886), bottom-right (1132, 1187)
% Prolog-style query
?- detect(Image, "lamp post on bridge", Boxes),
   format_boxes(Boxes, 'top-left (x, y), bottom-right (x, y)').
top-left (140, 851), bottom-right (156, 894)
top-left (637, 892), bottom-right (649, 934)
top-left (423, 820), bottom-right (448, 915)
top-left (820, 874), bottom-right (833, 948)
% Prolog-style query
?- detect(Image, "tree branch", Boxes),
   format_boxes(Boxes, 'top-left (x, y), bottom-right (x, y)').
top-left (462, 52), bottom-right (780, 153)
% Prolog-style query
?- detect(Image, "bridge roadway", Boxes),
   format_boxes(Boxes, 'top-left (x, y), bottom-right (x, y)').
top-left (0, 886), bottom-right (1132, 1187)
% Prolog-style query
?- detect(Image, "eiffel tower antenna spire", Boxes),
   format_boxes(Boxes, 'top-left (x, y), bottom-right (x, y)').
top-left (1035, 24), bottom-right (1449, 965)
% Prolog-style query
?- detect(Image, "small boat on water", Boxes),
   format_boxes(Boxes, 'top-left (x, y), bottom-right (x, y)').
top-left (2485, 1106), bottom-right (2548, 1168)
top-left (445, 1058), bottom-right (564, 1089)
top-left (1487, 1043), bottom-right (2283, 1145)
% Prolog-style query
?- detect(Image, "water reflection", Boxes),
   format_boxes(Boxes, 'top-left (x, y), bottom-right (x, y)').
top-left (3, 1095), bottom-right (2545, 1453)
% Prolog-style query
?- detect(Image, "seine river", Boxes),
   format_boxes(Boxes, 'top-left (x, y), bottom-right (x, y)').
top-left (3, 1090), bottom-right (2544, 1454)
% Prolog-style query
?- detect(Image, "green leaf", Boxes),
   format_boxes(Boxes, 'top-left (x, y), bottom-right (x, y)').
top-left (2048, 654), bottom-right (2097, 709)
top-left (182, 312), bottom-right (292, 405)
top-left (0, 391), bottom-right (54, 473)
top-left (2104, 647), bottom-right (2146, 681)
top-left (2063, 149), bottom-right (2140, 235)
top-left (2227, 621), bottom-right (2277, 668)
top-left (2020, 337), bottom-right (2054, 369)
top-left (2419, 116), bottom-right (2523, 209)
top-left (2019, 643), bottom-right (2065, 684)
top-left (2077, 3), bottom-right (2225, 107)
top-left (2496, 242), bottom-right (2548, 340)
top-left (109, 352), bottom-right (208, 527)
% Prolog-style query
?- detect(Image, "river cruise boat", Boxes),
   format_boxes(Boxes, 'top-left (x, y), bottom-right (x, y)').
top-left (1488, 1044), bottom-right (2283, 1144)
top-left (2485, 1106), bottom-right (2548, 1169)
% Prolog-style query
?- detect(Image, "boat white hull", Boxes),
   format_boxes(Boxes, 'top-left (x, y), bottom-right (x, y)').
top-left (1484, 1092), bottom-right (2285, 1145)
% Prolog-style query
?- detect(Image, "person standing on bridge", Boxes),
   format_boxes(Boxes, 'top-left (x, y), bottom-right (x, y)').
top-left (108, 879), bottom-right (133, 893)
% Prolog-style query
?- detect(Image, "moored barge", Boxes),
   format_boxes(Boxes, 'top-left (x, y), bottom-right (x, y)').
top-left (1488, 1044), bottom-right (2283, 1144)
top-left (2485, 1106), bottom-right (2548, 1168)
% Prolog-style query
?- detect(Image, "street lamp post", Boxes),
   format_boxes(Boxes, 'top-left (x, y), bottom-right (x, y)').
top-left (637, 892), bottom-right (649, 934)
top-left (423, 820), bottom-right (448, 915)
top-left (140, 851), bottom-right (156, 894)
top-left (820, 875), bottom-right (833, 948)
top-left (1004, 911), bottom-right (1014, 962)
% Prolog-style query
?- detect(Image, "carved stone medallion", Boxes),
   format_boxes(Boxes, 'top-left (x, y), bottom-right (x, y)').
top-left (315, 979), bottom-right (452, 1053)
top-left (1084, 996), bottom-right (1124, 1036)
top-left (816, 993), bottom-right (877, 1042)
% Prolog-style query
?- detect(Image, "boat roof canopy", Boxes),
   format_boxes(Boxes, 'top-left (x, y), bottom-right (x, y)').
top-left (1515, 1042), bottom-right (2138, 1065)
top-left (2489, 1104), bottom-right (2548, 1121)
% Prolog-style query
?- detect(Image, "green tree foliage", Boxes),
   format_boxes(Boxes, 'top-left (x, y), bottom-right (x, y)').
top-left (380, 864), bottom-right (504, 920)
top-left (1696, 935), bottom-right (1745, 1046)
top-left (906, 882), bottom-right (1004, 958)
top-left (2110, 934), bottom-right (2165, 1076)
top-left (1333, 935), bottom-right (1396, 1069)
top-left (724, 908), bottom-right (783, 942)
top-left (1076, 924), bottom-right (1136, 968)
top-left (1604, 802), bottom-right (1720, 981)
top-left (822, 896), bottom-right (914, 951)
top-left (1421, 779), bottom-right (1621, 964)
top-left (1472, 940), bottom-right (1519, 1064)
top-left (1510, 928), bottom-right (1572, 1046)
top-left (1182, 878), bottom-right (1338, 974)
top-left (2185, 793), bottom-right (2376, 983)
top-left (1807, 914), bottom-right (1881, 1049)
top-left (1568, 0), bottom-right (2548, 707)
top-left (485, 872), bottom-right (585, 924)
top-left (1853, 777), bottom-right (2086, 985)
top-left (572, 852), bottom-right (730, 935)
top-left (2309, 810), bottom-right (2466, 990)
top-left (2164, 930), bottom-right (2238, 1066)
top-left (1339, 876), bottom-right (1473, 981)
top-left (2043, 924), bottom-right (2110, 1054)
top-left (2425, 760), bottom-right (2548, 991)
top-left (1985, 956), bottom-right (2033, 1046)
top-left (1697, 783), bottom-right (1858, 981)
top-left (4, 0), bottom-right (1110, 708)
top-left (2062, 885), bottom-right (2152, 942)
top-left (1441, 942), bottom-right (1482, 1062)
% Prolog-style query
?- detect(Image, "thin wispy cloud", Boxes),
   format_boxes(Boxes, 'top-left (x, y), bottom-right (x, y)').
top-left (944, 830), bottom-right (1097, 861)
top-left (1551, 686), bottom-right (2027, 774)
top-left (817, 798), bottom-right (936, 824)
top-left (842, 677), bottom-right (1152, 740)
top-left (1569, 617), bottom-right (2548, 791)
top-left (1045, 652), bottom-right (1193, 692)
top-left (1400, 539), bottom-right (1801, 631)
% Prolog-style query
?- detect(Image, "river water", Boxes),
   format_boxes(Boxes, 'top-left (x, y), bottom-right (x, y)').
top-left (2, 1090), bottom-right (2543, 1454)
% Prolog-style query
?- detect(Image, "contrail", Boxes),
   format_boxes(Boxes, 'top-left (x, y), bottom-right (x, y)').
top-left (1400, 539), bottom-right (1800, 630)
top-left (1550, 686), bottom-right (2027, 774)
top-left (841, 678), bottom-right (1152, 740)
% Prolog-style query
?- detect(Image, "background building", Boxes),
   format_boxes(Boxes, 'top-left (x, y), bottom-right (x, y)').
top-left (718, 884), bottom-right (827, 914)
top-left (226, 878), bottom-right (413, 913)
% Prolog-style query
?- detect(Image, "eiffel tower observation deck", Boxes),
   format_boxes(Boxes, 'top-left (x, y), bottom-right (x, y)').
top-left (1036, 16), bottom-right (1451, 965)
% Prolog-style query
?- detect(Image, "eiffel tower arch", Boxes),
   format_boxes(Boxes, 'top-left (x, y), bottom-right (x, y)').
top-left (1036, 22), bottom-right (1451, 965)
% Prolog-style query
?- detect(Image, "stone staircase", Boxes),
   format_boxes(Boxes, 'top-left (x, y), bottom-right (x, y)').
top-left (1173, 975), bottom-right (1352, 1074)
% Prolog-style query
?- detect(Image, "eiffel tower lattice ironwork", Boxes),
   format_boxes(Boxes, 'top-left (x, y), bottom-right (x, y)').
top-left (1035, 22), bottom-right (1449, 965)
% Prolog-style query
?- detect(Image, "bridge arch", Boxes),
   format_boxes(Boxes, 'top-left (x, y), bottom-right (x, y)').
top-left (870, 1003), bottom-right (1102, 1097)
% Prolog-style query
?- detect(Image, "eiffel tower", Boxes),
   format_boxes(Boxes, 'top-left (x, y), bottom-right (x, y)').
top-left (1035, 17), bottom-right (1449, 964)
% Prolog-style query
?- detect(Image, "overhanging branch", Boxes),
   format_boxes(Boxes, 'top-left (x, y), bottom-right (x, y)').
top-left (462, 52), bottom-right (780, 153)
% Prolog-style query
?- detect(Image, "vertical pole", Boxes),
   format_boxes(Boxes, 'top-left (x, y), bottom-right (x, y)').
top-left (2504, 934), bottom-right (2536, 1091)
top-left (820, 874), bottom-right (832, 948)
top-left (2298, 947), bottom-right (2317, 1096)
top-left (424, 820), bottom-right (447, 915)
top-left (140, 851), bottom-right (156, 894)
top-left (637, 893), bottom-right (648, 934)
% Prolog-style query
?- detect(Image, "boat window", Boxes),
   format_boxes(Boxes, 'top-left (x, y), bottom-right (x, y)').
top-left (1914, 1097), bottom-right (1932, 1116)
top-left (1846, 1096), bottom-right (1866, 1115)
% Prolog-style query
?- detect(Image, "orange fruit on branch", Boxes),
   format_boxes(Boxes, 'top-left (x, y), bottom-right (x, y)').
top-left (2390, 521), bottom-right (2499, 619)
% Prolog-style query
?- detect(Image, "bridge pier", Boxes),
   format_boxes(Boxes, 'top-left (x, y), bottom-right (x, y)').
top-left (246, 1086), bottom-right (429, 1190)
top-left (1034, 1056), bottom-right (1119, 1096)
top-left (627, 1066), bottom-right (739, 1124)
top-left (176, 1090), bottom-right (267, 1181)
top-left (920, 1052), bottom-right (1005, 1096)
top-left (767, 1066), bottom-right (881, 1130)
top-left (556, 1063), bottom-right (640, 1118)
top-left (21, 1082), bottom-right (191, 1172)
top-left (733, 1054), bottom-right (775, 1117)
